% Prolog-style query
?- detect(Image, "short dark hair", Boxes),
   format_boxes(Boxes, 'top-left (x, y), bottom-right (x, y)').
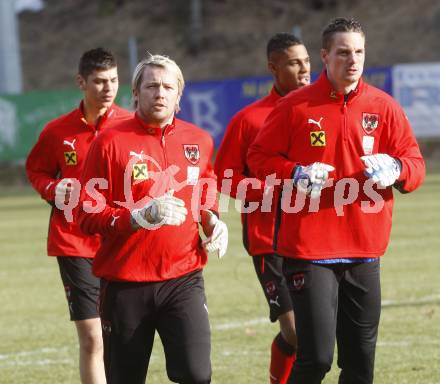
top-left (322, 17), bottom-right (364, 50)
top-left (267, 33), bottom-right (303, 59)
top-left (78, 48), bottom-right (117, 79)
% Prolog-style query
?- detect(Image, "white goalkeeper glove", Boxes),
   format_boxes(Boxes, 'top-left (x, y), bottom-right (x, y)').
top-left (201, 211), bottom-right (228, 258)
top-left (55, 178), bottom-right (74, 205)
top-left (361, 154), bottom-right (401, 188)
top-left (293, 162), bottom-right (335, 199)
top-left (131, 190), bottom-right (188, 229)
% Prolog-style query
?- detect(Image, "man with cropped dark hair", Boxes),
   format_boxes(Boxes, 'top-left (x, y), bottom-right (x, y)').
top-left (321, 17), bottom-right (364, 50)
top-left (266, 33), bottom-right (303, 58)
top-left (215, 33), bottom-right (310, 383)
top-left (249, 17), bottom-right (425, 383)
top-left (78, 47), bottom-right (118, 79)
top-left (26, 48), bottom-right (131, 384)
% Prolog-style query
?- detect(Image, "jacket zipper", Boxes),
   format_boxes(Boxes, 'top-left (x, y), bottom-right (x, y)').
top-left (343, 100), bottom-right (348, 142)
top-left (161, 128), bottom-right (169, 170)
top-left (272, 191), bottom-right (283, 252)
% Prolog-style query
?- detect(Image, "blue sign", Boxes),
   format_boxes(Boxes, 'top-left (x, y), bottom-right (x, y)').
top-left (0, 67), bottom-right (394, 161)
top-left (177, 67), bottom-right (392, 147)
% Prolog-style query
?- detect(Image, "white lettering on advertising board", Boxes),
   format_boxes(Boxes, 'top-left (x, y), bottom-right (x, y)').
top-left (0, 98), bottom-right (17, 151)
top-left (393, 63), bottom-right (440, 137)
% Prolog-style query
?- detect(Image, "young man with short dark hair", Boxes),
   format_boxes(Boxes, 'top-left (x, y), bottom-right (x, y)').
top-left (215, 33), bottom-right (311, 383)
top-left (26, 47), bottom-right (131, 384)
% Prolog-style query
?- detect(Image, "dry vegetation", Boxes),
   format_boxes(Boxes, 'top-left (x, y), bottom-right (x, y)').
top-left (19, 0), bottom-right (440, 91)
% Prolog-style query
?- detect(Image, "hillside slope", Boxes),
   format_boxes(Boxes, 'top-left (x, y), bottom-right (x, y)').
top-left (18, 0), bottom-right (440, 91)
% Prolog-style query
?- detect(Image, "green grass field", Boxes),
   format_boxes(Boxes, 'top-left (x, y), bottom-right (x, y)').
top-left (0, 173), bottom-right (439, 383)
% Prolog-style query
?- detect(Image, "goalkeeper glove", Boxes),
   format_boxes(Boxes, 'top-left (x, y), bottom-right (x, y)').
top-left (131, 190), bottom-right (188, 229)
top-left (292, 162), bottom-right (335, 199)
top-left (201, 210), bottom-right (228, 258)
top-left (55, 178), bottom-right (74, 205)
top-left (360, 154), bottom-right (401, 188)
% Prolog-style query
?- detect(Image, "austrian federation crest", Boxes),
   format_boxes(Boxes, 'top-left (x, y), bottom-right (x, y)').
top-left (265, 281), bottom-right (277, 297)
top-left (183, 144), bottom-right (200, 165)
top-left (362, 113), bottom-right (379, 134)
top-left (292, 272), bottom-right (305, 291)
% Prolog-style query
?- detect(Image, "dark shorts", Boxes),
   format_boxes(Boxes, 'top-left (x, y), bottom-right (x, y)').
top-left (253, 254), bottom-right (293, 322)
top-left (57, 256), bottom-right (100, 321)
top-left (100, 270), bottom-right (211, 384)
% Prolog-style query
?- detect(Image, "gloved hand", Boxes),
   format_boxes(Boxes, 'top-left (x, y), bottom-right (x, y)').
top-left (55, 178), bottom-right (74, 205)
top-left (201, 210), bottom-right (228, 258)
top-left (361, 154), bottom-right (401, 188)
top-left (131, 190), bottom-right (188, 229)
top-left (293, 162), bottom-right (335, 199)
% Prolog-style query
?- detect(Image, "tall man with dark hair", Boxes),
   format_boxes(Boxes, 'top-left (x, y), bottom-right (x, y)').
top-left (215, 33), bottom-right (310, 383)
top-left (26, 48), bottom-right (131, 384)
top-left (248, 18), bottom-right (425, 383)
top-left (78, 54), bottom-right (228, 384)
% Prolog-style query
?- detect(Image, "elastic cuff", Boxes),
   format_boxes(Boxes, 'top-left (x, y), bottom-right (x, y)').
top-left (282, 161), bottom-right (298, 181)
top-left (202, 209), bottom-right (219, 219)
top-left (395, 157), bottom-right (404, 181)
top-left (274, 332), bottom-right (296, 356)
top-left (118, 209), bottom-right (139, 232)
top-left (292, 165), bottom-right (302, 184)
top-left (45, 179), bottom-right (60, 202)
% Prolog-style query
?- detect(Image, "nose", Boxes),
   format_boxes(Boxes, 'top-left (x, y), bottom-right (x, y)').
top-left (103, 81), bottom-right (111, 92)
top-left (349, 51), bottom-right (358, 63)
top-left (299, 61), bottom-right (309, 73)
top-left (156, 85), bottom-right (166, 98)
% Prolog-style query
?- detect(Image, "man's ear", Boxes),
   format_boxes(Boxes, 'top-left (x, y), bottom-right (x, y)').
top-left (77, 74), bottom-right (86, 91)
top-left (175, 94), bottom-right (182, 114)
top-left (320, 49), bottom-right (328, 66)
top-left (267, 61), bottom-right (277, 77)
top-left (132, 88), bottom-right (139, 106)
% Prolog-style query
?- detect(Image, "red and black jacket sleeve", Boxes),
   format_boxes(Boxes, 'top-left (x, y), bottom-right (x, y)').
top-left (247, 99), bottom-right (298, 183)
top-left (77, 136), bottom-right (133, 236)
top-left (26, 123), bottom-right (61, 203)
top-left (382, 99), bottom-right (425, 193)
top-left (215, 113), bottom-right (265, 202)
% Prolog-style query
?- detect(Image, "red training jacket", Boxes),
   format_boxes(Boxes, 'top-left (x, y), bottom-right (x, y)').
top-left (215, 86), bottom-right (282, 256)
top-left (248, 71), bottom-right (425, 260)
top-left (26, 103), bottom-right (132, 258)
top-left (78, 114), bottom-right (218, 282)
